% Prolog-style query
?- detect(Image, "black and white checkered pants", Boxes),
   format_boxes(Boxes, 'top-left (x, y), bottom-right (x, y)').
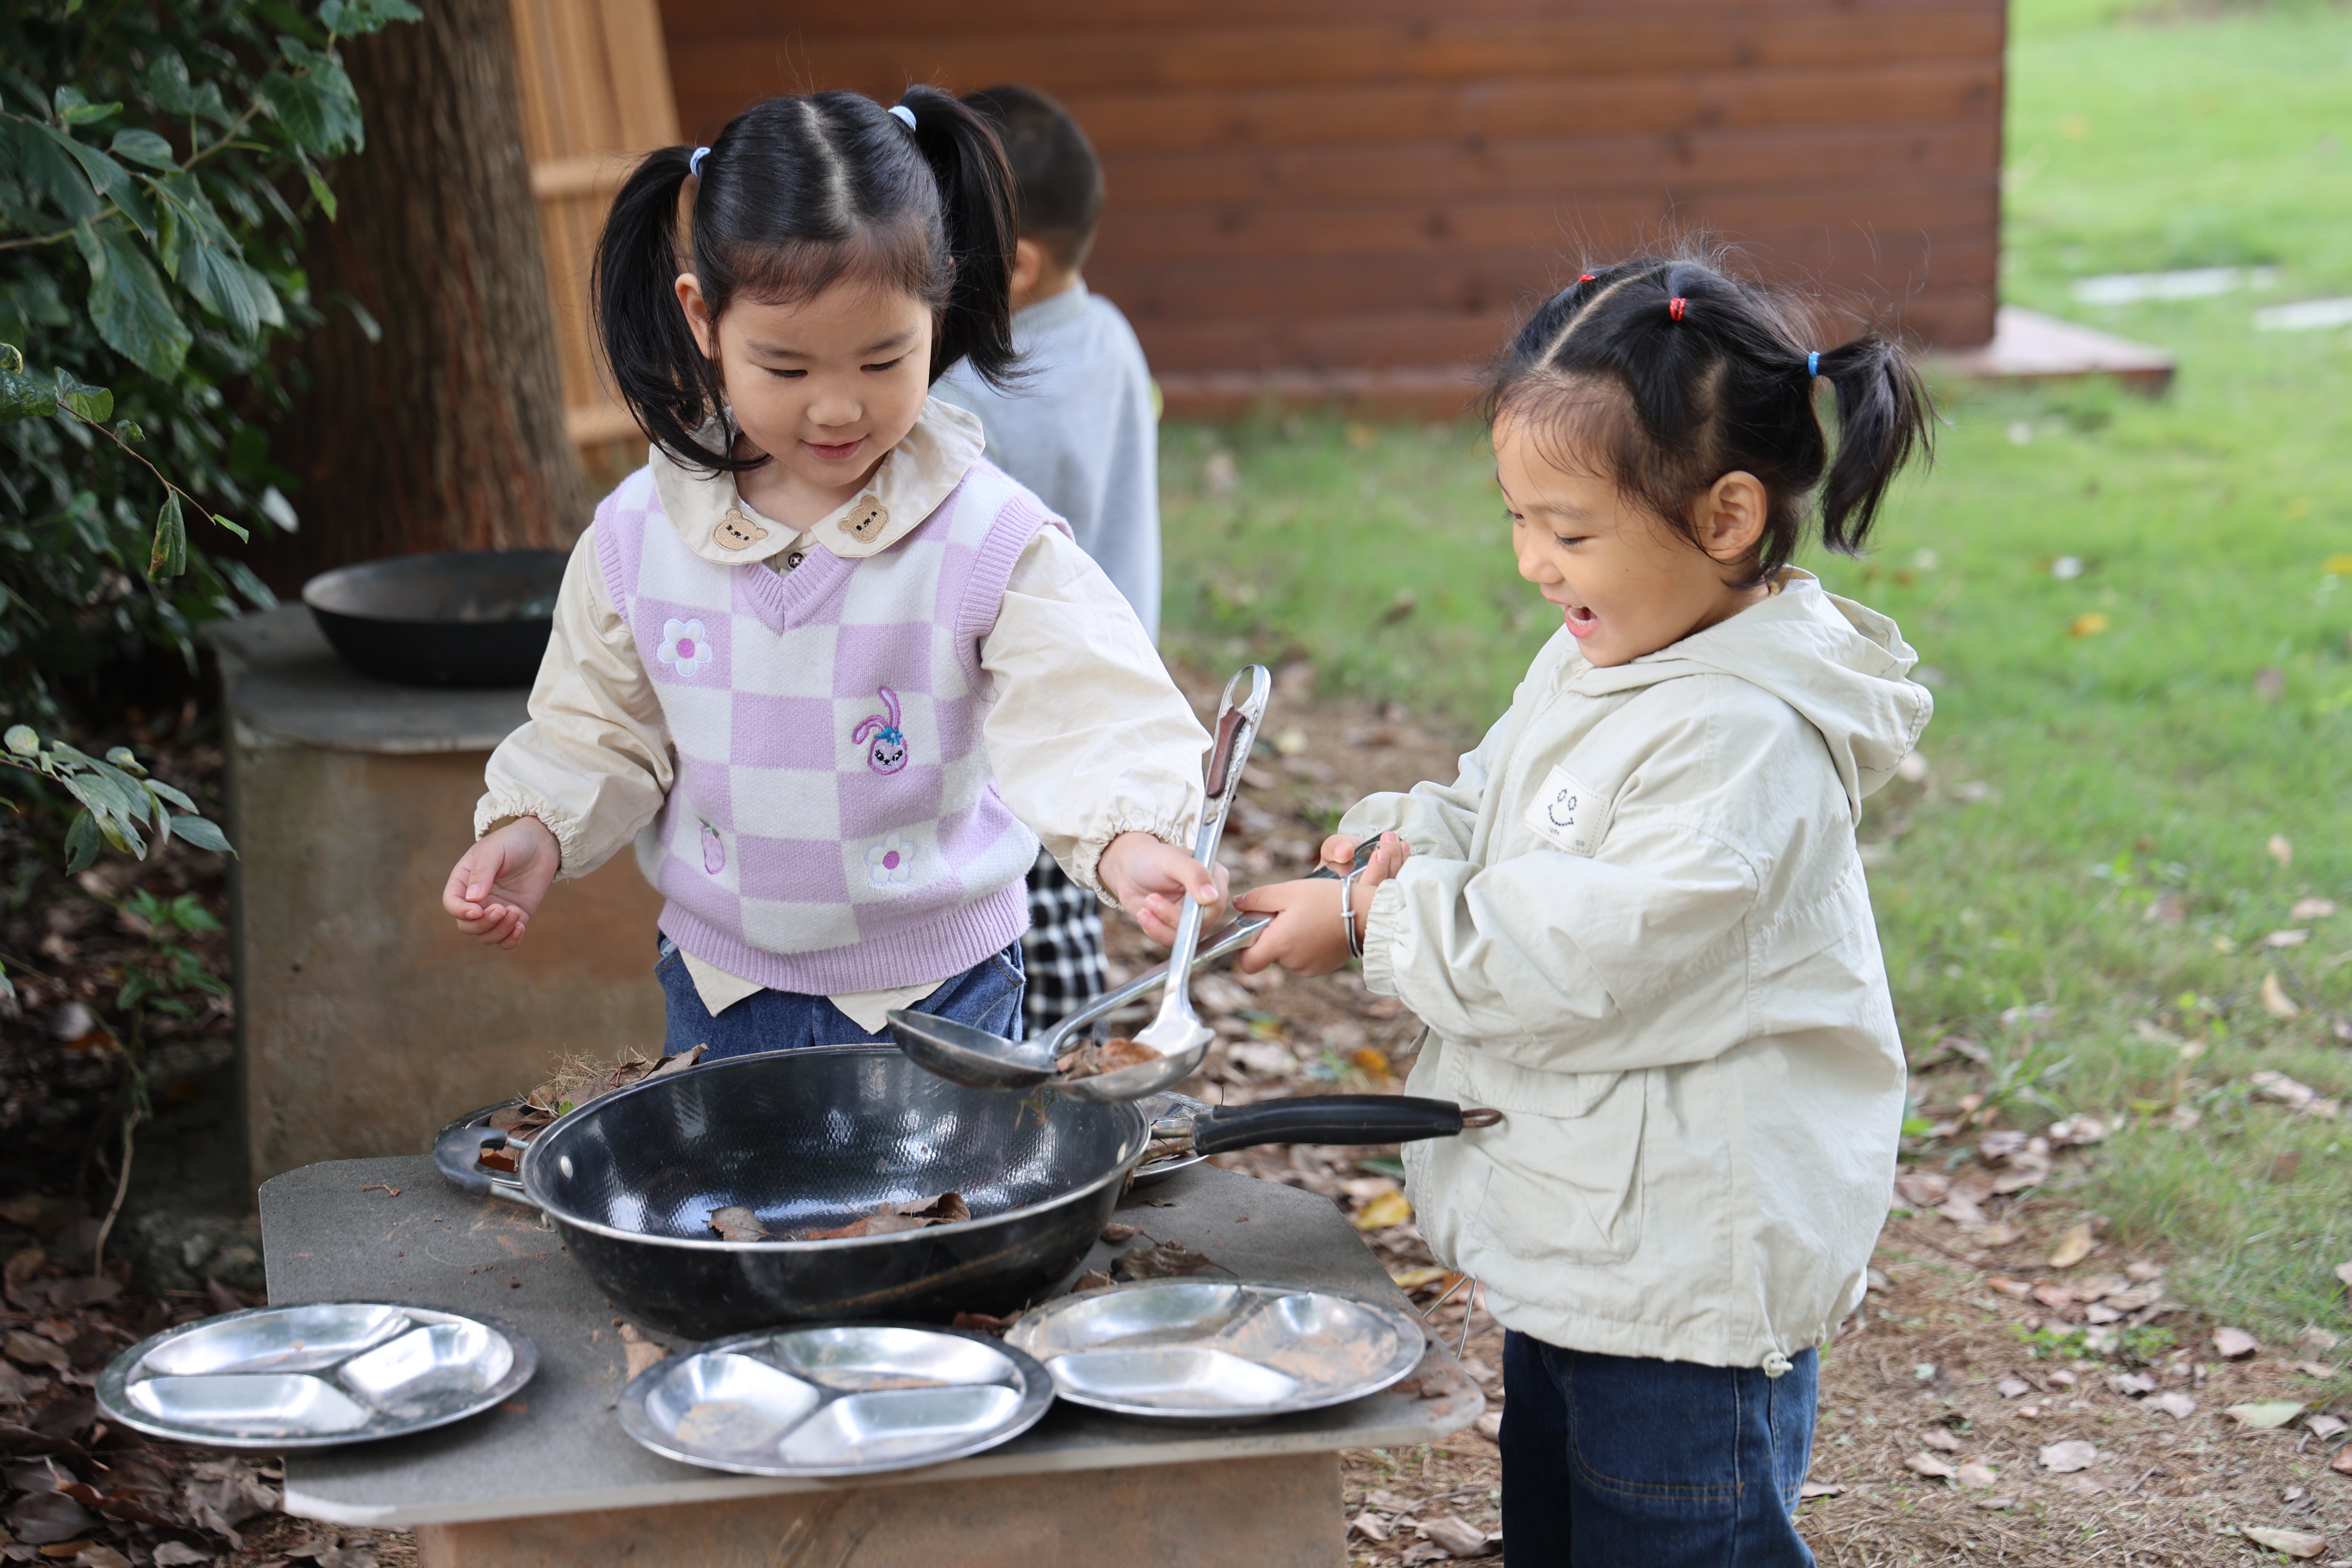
top-left (1023, 848), bottom-right (1106, 1037)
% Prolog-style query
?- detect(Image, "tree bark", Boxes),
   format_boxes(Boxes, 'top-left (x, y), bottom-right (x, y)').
top-left (252, 0), bottom-right (591, 591)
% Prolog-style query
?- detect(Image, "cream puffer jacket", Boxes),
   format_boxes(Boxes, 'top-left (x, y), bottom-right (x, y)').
top-left (1348, 571), bottom-right (1930, 1369)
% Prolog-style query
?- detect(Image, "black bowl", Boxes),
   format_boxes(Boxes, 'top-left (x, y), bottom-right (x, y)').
top-left (303, 548), bottom-right (569, 688)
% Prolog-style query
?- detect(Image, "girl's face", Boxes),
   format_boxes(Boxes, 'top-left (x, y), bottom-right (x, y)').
top-left (1495, 411), bottom-right (1771, 668)
top-left (677, 274), bottom-right (934, 499)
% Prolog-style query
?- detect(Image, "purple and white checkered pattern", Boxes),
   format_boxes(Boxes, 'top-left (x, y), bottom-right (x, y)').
top-left (594, 460), bottom-right (1062, 995)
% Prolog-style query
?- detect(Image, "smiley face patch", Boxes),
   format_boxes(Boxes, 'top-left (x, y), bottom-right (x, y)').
top-left (1522, 764), bottom-right (1610, 857)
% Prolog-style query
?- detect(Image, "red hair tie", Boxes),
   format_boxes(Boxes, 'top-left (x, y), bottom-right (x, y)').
top-left (1668, 297), bottom-right (1688, 322)
top-left (1577, 273), bottom-right (1596, 283)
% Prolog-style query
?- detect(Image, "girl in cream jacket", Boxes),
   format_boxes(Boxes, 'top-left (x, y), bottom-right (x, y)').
top-left (1237, 251), bottom-right (1935, 1567)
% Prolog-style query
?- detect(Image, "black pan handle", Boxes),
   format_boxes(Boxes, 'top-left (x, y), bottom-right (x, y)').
top-left (434, 1123), bottom-right (510, 1197)
top-left (1189, 1095), bottom-right (1501, 1156)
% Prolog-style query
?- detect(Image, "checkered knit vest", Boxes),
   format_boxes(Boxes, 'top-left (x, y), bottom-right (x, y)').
top-left (594, 458), bottom-right (1057, 995)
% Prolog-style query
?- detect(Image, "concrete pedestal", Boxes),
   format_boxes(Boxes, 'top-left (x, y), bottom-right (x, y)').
top-left (213, 606), bottom-right (665, 1187)
top-left (261, 1157), bottom-right (1482, 1567)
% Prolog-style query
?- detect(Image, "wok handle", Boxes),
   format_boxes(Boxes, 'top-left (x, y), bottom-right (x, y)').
top-left (433, 1122), bottom-right (534, 1204)
top-left (1190, 1095), bottom-right (1501, 1155)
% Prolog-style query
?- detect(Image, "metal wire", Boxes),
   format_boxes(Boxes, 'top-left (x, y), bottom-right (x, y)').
top-left (1417, 1272), bottom-right (1470, 1320)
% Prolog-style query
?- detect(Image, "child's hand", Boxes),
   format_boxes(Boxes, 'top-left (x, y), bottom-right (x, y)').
top-left (1098, 830), bottom-right (1231, 947)
top-left (1232, 832), bottom-right (1411, 977)
top-left (443, 817), bottom-right (562, 949)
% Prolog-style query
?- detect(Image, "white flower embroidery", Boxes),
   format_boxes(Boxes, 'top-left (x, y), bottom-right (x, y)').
top-left (866, 832), bottom-right (916, 890)
top-left (657, 617), bottom-right (713, 677)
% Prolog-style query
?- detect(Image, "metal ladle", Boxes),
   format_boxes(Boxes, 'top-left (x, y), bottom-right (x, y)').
top-left (887, 666), bottom-right (1273, 1100)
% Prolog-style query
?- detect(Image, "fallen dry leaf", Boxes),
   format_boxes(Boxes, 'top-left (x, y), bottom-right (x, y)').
top-left (617, 1322), bottom-right (667, 1380)
top-left (1100, 1222), bottom-right (1140, 1244)
top-left (2271, 834), bottom-right (2295, 869)
top-left (1416, 1515), bottom-right (1493, 1557)
top-left (2038, 1439), bottom-right (2098, 1473)
top-left (2224, 1400), bottom-right (2306, 1430)
top-left (2269, 928), bottom-right (2312, 948)
top-left (1955, 1461), bottom-right (1999, 1490)
top-left (1112, 1240), bottom-right (1216, 1280)
top-left (2049, 1222), bottom-right (2095, 1269)
top-left (2, 1329), bottom-right (70, 1372)
top-left (705, 1206), bottom-right (772, 1243)
top-left (1920, 1427), bottom-right (1963, 1452)
top-left (949, 1310), bottom-right (1017, 1335)
top-left (2334, 1446), bottom-right (2352, 1477)
top-left (2337, 1261), bottom-right (2352, 1291)
top-left (2068, 612), bottom-right (2109, 638)
top-left (2312, 1415), bottom-right (2349, 1439)
top-left (1904, 1452), bottom-right (1958, 1479)
top-left (1354, 1190), bottom-right (1414, 1231)
top-left (2263, 972), bottom-right (2304, 1020)
top-left (2296, 1361), bottom-right (2339, 1378)
top-left (2239, 1525), bottom-right (2325, 1559)
top-left (2151, 1391), bottom-right (2198, 1420)
top-left (1894, 1172), bottom-right (1951, 1207)
top-left (2251, 1070), bottom-right (2337, 1118)
top-left (1070, 1269), bottom-right (1114, 1292)
top-left (1998, 1377), bottom-right (2033, 1399)
top-left (2293, 898), bottom-right (2339, 920)
top-left (2215, 1326), bottom-right (2261, 1360)
top-left (1351, 1511), bottom-right (1395, 1544)
top-left (1799, 1481), bottom-right (1845, 1498)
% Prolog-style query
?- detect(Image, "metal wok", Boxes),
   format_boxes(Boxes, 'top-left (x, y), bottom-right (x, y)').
top-left (434, 1046), bottom-right (1491, 1340)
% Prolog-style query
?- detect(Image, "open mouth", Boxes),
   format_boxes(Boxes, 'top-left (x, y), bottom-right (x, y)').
top-left (805, 437), bottom-right (865, 462)
top-left (1561, 603), bottom-right (1600, 638)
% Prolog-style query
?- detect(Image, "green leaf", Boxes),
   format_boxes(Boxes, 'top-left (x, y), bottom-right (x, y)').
top-left (321, 0), bottom-right (422, 34)
top-left (210, 512), bottom-right (251, 544)
top-left (3, 725), bottom-right (37, 755)
top-left (3, 118), bottom-right (103, 220)
top-left (53, 367), bottom-right (113, 423)
top-left (113, 418), bottom-right (145, 443)
top-left (0, 364), bottom-right (58, 421)
top-left (296, 152), bottom-right (338, 220)
top-left (103, 745), bottom-right (148, 775)
top-left (53, 86), bottom-right (123, 126)
top-left (258, 62), bottom-right (362, 156)
top-left (169, 813), bottom-right (234, 854)
top-left (145, 52), bottom-right (196, 117)
top-left (62, 812), bottom-right (100, 874)
top-left (181, 244), bottom-right (283, 339)
top-left (74, 222), bottom-right (191, 379)
top-left (149, 491), bottom-right (187, 581)
top-left (109, 129), bottom-right (176, 170)
top-left (146, 778), bottom-right (196, 811)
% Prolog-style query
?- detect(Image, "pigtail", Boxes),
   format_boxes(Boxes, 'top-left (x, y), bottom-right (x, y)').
top-left (594, 145), bottom-right (733, 472)
top-left (895, 84), bottom-right (1019, 388)
top-left (1813, 334), bottom-right (1934, 555)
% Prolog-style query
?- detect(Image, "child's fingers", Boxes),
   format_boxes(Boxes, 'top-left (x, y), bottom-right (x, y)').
top-left (1319, 835), bottom-right (1362, 874)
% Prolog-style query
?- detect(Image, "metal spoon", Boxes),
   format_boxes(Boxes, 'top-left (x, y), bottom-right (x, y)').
top-left (888, 665), bottom-right (1271, 1098)
top-left (1055, 665), bottom-right (1269, 1103)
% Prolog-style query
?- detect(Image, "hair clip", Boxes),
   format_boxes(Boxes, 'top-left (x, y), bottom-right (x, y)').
top-left (888, 104), bottom-right (917, 131)
top-left (1668, 297), bottom-right (1688, 322)
top-left (689, 146), bottom-right (710, 177)
top-left (1807, 350), bottom-right (1821, 377)
top-left (1577, 273), bottom-right (1597, 284)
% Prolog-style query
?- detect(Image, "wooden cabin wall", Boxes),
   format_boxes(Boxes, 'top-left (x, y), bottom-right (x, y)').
top-left (657, 0), bottom-right (2003, 414)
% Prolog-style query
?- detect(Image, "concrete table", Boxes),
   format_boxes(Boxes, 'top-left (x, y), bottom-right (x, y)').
top-left (211, 605), bottom-right (666, 1187)
top-left (262, 1155), bottom-right (1482, 1568)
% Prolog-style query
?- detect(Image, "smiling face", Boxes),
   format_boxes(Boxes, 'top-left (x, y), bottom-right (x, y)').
top-left (677, 275), bottom-right (934, 526)
top-left (1496, 406), bottom-right (1774, 668)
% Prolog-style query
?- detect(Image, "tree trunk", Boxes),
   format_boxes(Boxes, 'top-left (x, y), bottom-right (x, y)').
top-left (252, 0), bottom-right (591, 591)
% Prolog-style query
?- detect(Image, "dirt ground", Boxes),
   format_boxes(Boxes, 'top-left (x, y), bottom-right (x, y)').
top-left (6, 668), bottom-right (2348, 1565)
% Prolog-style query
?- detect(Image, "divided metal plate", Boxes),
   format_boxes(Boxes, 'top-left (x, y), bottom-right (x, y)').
top-left (98, 1302), bottom-right (537, 1449)
top-left (619, 1323), bottom-right (1054, 1478)
top-left (1008, 1281), bottom-right (1427, 1420)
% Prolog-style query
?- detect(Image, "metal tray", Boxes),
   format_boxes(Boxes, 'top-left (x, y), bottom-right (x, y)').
top-left (98, 1302), bottom-right (538, 1449)
top-left (1130, 1090), bottom-right (1207, 1187)
top-left (1007, 1281), bottom-right (1426, 1420)
top-left (619, 1323), bottom-right (1054, 1478)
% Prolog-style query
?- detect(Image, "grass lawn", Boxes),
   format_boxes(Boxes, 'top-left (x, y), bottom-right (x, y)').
top-left (1158, 0), bottom-right (2352, 1348)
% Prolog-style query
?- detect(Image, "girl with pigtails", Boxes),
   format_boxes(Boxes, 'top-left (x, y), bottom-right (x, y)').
top-left (1237, 249), bottom-right (1936, 1565)
top-left (442, 88), bottom-right (1224, 1059)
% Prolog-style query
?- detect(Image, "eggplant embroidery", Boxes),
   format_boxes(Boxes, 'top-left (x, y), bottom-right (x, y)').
top-left (698, 819), bottom-right (725, 875)
top-left (852, 686), bottom-right (910, 775)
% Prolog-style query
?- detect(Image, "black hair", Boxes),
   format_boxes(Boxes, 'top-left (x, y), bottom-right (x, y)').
top-left (962, 83), bottom-right (1104, 272)
top-left (1484, 245), bottom-right (1933, 582)
top-left (594, 86), bottom-right (1019, 473)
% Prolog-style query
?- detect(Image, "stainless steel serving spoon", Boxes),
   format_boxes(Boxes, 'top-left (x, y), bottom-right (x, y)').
top-left (888, 666), bottom-right (1277, 1099)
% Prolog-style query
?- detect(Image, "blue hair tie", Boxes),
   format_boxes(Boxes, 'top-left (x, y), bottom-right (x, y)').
top-left (1807, 350), bottom-right (1821, 378)
top-left (689, 146), bottom-right (710, 178)
top-left (888, 104), bottom-right (917, 131)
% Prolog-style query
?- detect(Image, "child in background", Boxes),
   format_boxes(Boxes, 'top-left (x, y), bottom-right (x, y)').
top-left (934, 83), bottom-right (1161, 1037)
top-left (1235, 251), bottom-right (1935, 1566)
top-left (442, 88), bottom-right (1223, 1059)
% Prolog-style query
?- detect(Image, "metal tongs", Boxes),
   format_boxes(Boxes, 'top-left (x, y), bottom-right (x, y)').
top-left (888, 666), bottom-right (1274, 1100)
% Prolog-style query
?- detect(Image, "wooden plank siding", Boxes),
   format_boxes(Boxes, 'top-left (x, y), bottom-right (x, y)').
top-left (655, 0), bottom-right (2003, 415)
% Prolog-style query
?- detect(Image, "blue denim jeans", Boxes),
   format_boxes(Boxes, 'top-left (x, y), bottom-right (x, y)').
top-left (655, 937), bottom-right (1026, 1061)
top-left (1501, 1331), bottom-right (1819, 1567)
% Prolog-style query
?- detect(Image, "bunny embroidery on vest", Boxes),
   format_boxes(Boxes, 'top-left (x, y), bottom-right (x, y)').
top-left (853, 687), bottom-right (910, 775)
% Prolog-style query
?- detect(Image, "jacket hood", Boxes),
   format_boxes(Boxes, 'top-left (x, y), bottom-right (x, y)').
top-left (1565, 570), bottom-right (1932, 817)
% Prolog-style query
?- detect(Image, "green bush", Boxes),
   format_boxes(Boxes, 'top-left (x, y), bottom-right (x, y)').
top-left (0, 0), bottom-right (416, 725)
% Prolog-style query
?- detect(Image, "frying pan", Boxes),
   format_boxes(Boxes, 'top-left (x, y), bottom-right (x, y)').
top-left (434, 1046), bottom-right (1493, 1340)
top-left (303, 548), bottom-right (567, 687)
